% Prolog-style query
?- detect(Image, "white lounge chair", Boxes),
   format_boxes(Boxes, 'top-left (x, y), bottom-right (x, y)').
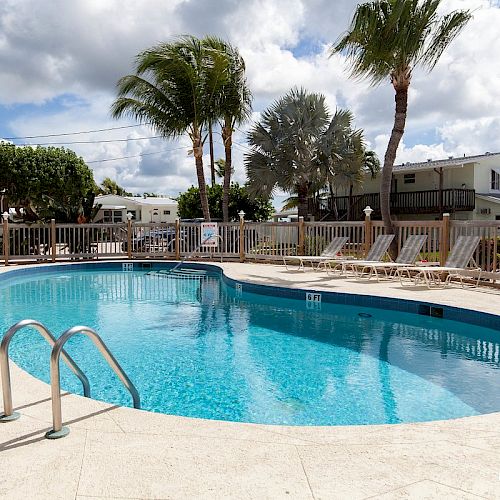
top-left (397, 235), bottom-right (481, 288)
top-left (282, 236), bottom-right (349, 271)
top-left (327, 234), bottom-right (395, 275)
top-left (354, 235), bottom-right (428, 281)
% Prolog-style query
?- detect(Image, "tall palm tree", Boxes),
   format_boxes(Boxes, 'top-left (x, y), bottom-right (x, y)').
top-left (208, 122), bottom-right (216, 187)
top-left (246, 88), bottom-right (329, 219)
top-left (331, 0), bottom-right (471, 235)
top-left (110, 36), bottom-right (230, 221)
top-left (202, 37), bottom-right (252, 222)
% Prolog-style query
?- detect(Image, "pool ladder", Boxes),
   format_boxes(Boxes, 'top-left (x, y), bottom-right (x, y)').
top-left (0, 319), bottom-right (140, 439)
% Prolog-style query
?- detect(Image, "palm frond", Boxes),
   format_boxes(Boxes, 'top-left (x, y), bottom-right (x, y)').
top-left (330, 0), bottom-right (471, 86)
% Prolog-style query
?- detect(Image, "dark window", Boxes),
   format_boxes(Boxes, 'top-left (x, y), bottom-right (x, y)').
top-left (103, 210), bottom-right (123, 223)
top-left (491, 170), bottom-right (500, 190)
top-left (496, 215), bottom-right (500, 221)
top-left (404, 173), bottom-right (415, 184)
top-left (128, 210), bottom-right (137, 220)
top-left (163, 210), bottom-right (170, 215)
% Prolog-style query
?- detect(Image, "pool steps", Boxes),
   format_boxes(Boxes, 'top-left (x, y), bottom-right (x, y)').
top-left (146, 268), bottom-right (212, 279)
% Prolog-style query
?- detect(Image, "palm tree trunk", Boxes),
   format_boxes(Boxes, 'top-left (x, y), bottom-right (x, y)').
top-left (329, 184), bottom-right (339, 221)
top-left (381, 85), bottom-right (408, 256)
top-left (193, 134), bottom-right (211, 221)
top-left (348, 183), bottom-right (353, 220)
top-left (222, 121), bottom-right (232, 222)
top-left (208, 122), bottom-right (216, 187)
top-left (297, 183), bottom-right (308, 220)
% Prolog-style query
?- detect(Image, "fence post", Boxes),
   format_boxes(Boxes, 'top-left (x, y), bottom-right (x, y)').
top-left (494, 225), bottom-right (498, 272)
top-left (175, 218), bottom-right (181, 260)
top-left (298, 216), bottom-right (305, 256)
top-left (239, 212), bottom-right (245, 263)
top-left (440, 213), bottom-right (450, 266)
top-left (364, 210), bottom-right (373, 257)
top-left (2, 212), bottom-right (9, 266)
top-left (126, 214), bottom-right (133, 260)
top-left (51, 219), bottom-right (56, 262)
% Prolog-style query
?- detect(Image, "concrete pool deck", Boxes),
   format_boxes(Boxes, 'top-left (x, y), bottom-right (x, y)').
top-left (1, 261), bottom-right (499, 499)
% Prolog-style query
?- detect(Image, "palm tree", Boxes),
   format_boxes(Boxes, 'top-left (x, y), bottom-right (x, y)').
top-left (317, 110), bottom-right (378, 220)
top-left (214, 158), bottom-right (235, 180)
top-left (110, 36), bottom-right (230, 221)
top-left (246, 88), bottom-right (329, 219)
top-left (99, 177), bottom-right (131, 196)
top-left (331, 0), bottom-right (471, 235)
top-left (202, 37), bottom-right (252, 222)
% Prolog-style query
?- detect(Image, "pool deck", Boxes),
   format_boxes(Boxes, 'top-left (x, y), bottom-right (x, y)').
top-left (1, 261), bottom-right (499, 499)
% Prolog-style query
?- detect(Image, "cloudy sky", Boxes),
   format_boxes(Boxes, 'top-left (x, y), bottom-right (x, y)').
top-left (0, 0), bottom-right (499, 208)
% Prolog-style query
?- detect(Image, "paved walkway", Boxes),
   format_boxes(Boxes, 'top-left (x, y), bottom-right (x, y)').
top-left (1, 262), bottom-right (499, 499)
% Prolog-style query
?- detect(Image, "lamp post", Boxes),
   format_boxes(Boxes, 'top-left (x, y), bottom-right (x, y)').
top-left (363, 206), bottom-right (373, 257)
top-left (0, 189), bottom-right (6, 215)
top-left (238, 211), bottom-right (245, 263)
top-left (2, 211), bottom-right (9, 265)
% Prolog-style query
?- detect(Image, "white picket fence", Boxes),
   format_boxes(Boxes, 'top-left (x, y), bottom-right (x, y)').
top-left (1, 217), bottom-right (499, 272)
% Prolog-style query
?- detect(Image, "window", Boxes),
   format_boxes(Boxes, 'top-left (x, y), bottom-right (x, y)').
top-left (496, 215), bottom-right (500, 221)
top-left (404, 173), bottom-right (415, 184)
top-left (491, 169), bottom-right (500, 190)
top-left (128, 210), bottom-right (137, 220)
top-left (163, 210), bottom-right (170, 215)
top-left (102, 210), bottom-right (123, 223)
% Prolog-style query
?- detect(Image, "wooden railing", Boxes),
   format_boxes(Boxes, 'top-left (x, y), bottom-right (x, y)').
top-left (310, 188), bottom-right (476, 220)
top-left (1, 216), bottom-right (499, 273)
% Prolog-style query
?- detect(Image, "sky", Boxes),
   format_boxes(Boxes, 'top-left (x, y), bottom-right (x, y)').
top-left (0, 0), bottom-right (499, 210)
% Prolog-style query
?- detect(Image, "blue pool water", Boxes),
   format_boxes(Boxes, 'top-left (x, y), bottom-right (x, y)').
top-left (1, 267), bottom-right (499, 425)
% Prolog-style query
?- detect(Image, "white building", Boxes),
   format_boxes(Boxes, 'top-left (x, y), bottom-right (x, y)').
top-left (94, 194), bottom-right (178, 224)
top-left (318, 152), bottom-right (500, 221)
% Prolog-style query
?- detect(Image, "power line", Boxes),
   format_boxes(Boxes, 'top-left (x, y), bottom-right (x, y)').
top-left (213, 131), bottom-right (253, 153)
top-left (231, 140), bottom-right (254, 154)
top-left (17, 135), bottom-right (164, 146)
top-left (85, 145), bottom-right (188, 164)
top-left (2, 123), bottom-right (152, 140)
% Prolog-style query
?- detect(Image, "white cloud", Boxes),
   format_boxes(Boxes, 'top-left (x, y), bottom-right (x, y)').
top-left (0, 0), bottom-right (498, 206)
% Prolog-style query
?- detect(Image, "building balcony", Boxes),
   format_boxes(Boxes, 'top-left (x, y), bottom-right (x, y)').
top-left (309, 188), bottom-right (476, 220)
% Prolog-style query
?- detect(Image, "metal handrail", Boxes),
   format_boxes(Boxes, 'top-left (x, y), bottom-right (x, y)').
top-left (0, 319), bottom-right (90, 422)
top-left (47, 325), bottom-right (140, 439)
top-left (170, 234), bottom-right (223, 274)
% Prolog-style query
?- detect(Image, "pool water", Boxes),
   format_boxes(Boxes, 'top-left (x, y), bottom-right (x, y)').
top-left (1, 269), bottom-right (499, 425)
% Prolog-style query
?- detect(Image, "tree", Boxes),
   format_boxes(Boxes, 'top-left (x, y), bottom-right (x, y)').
top-left (0, 142), bottom-right (97, 222)
top-left (245, 88), bottom-right (329, 219)
top-left (202, 37), bottom-right (252, 223)
top-left (98, 177), bottom-right (132, 196)
top-left (177, 183), bottom-right (273, 222)
top-left (316, 109), bottom-right (373, 220)
top-left (331, 0), bottom-right (471, 237)
top-left (111, 35), bottom-right (231, 221)
top-left (246, 88), bottom-right (372, 220)
top-left (214, 158), bottom-right (234, 179)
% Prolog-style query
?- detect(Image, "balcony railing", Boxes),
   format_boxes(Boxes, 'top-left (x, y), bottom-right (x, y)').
top-left (309, 188), bottom-right (476, 220)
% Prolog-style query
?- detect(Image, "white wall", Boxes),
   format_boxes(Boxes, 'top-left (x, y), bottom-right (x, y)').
top-left (473, 155), bottom-right (500, 194)
top-left (94, 195), bottom-right (178, 223)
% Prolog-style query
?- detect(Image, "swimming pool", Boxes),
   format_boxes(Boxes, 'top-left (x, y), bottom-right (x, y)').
top-left (1, 263), bottom-right (499, 426)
